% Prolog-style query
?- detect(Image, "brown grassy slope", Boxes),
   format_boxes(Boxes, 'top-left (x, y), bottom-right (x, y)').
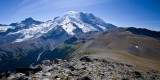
top-left (74, 29), bottom-right (160, 73)
top-left (88, 48), bottom-right (160, 72)
top-left (88, 31), bottom-right (160, 60)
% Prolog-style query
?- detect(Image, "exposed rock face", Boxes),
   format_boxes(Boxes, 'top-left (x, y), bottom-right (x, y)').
top-left (0, 56), bottom-right (159, 80)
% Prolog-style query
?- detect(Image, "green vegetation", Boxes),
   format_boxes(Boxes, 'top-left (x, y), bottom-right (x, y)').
top-left (64, 37), bottom-right (78, 44)
top-left (0, 78), bottom-right (7, 80)
top-left (111, 75), bottom-right (120, 79)
top-left (108, 50), bottom-right (160, 75)
top-left (0, 48), bottom-right (42, 73)
top-left (61, 43), bottom-right (82, 59)
top-left (83, 49), bottom-right (96, 55)
top-left (37, 42), bottom-right (82, 62)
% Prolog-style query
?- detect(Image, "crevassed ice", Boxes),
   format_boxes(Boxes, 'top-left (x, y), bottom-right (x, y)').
top-left (11, 22), bottom-right (53, 43)
top-left (14, 35), bottom-right (33, 42)
top-left (73, 22), bottom-right (97, 32)
top-left (97, 24), bottom-right (107, 30)
top-left (61, 23), bottom-right (76, 35)
top-left (55, 11), bottom-right (99, 34)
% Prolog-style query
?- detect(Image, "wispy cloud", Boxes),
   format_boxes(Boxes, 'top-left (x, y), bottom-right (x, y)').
top-left (17, 0), bottom-right (32, 7)
top-left (16, 0), bottom-right (50, 13)
top-left (15, 0), bottom-right (107, 15)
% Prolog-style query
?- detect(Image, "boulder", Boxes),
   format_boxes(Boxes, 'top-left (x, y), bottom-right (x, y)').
top-left (77, 76), bottom-right (92, 80)
top-left (5, 70), bottom-right (11, 78)
top-left (42, 65), bottom-right (52, 72)
top-left (100, 59), bottom-right (108, 63)
top-left (16, 76), bottom-right (28, 80)
top-left (42, 60), bottom-right (52, 66)
top-left (53, 59), bottom-right (63, 64)
top-left (149, 76), bottom-right (156, 80)
top-left (16, 67), bottom-right (42, 75)
top-left (132, 71), bottom-right (142, 78)
top-left (67, 66), bottom-right (76, 71)
top-left (0, 70), bottom-right (11, 78)
top-left (126, 64), bottom-right (133, 67)
top-left (8, 73), bottom-right (26, 80)
top-left (0, 73), bottom-right (5, 78)
top-left (80, 56), bottom-right (91, 62)
top-left (16, 68), bottom-right (33, 73)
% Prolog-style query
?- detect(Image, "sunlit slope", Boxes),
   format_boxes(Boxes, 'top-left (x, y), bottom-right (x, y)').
top-left (68, 28), bottom-right (160, 72)
top-left (86, 30), bottom-right (160, 60)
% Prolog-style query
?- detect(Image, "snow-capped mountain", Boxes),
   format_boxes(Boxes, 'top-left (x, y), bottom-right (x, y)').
top-left (0, 17), bottom-right (43, 44)
top-left (53, 11), bottom-right (116, 35)
top-left (0, 11), bottom-right (116, 44)
top-left (8, 20), bottom-right (53, 42)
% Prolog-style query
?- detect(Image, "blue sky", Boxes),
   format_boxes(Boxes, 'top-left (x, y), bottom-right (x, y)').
top-left (0, 0), bottom-right (160, 31)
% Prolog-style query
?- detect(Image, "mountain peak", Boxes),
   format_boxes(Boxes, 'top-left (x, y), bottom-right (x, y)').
top-left (65, 11), bottom-right (92, 15)
top-left (24, 17), bottom-right (34, 21)
top-left (21, 17), bottom-right (42, 25)
top-left (21, 17), bottom-right (35, 23)
top-left (65, 11), bottom-right (79, 15)
top-left (52, 11), bottom-right (116, 35)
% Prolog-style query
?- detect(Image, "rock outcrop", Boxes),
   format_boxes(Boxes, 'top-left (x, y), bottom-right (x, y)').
top-left (0, 56), bottom-right (159, 80)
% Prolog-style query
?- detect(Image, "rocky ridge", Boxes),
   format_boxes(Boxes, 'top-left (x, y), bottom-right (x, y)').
top-left (0, 56), bottom-right (159, 80)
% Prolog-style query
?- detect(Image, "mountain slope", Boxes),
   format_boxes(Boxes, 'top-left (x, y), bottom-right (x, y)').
top-left (0, 11), bottom-right (116, 73)
top-left (64, 28), bottom-right (160, 72)
top-left (21, 27), bottom-right (160, 72)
